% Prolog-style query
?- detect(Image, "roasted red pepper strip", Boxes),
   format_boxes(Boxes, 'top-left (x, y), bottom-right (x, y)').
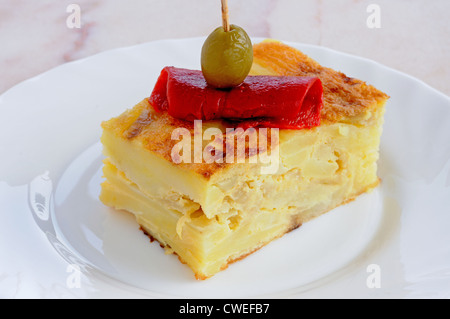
top-left (149, 66), bottom-right (323, 129)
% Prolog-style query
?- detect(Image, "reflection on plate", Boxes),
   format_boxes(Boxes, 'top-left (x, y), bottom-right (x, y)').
top-left (1, 38), bottom-right (450, 298)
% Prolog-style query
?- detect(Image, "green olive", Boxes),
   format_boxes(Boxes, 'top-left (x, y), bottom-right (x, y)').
top-left (201, 24), bottom-right (253, 89)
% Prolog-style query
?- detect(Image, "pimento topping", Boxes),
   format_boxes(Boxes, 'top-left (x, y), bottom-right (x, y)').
top-left (149, 66), bottom-right (323, 130)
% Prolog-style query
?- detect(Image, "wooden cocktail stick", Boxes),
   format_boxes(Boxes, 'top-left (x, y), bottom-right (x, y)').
top-left (221, 0), bottom-right (230, 32)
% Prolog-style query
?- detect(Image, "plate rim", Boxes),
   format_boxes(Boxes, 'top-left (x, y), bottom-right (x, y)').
top-left (1, 36), bottom-right (449, 104)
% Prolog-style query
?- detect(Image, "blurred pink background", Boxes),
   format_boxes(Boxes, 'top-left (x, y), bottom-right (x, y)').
top-left (1, 0), bottom-right (449, 96)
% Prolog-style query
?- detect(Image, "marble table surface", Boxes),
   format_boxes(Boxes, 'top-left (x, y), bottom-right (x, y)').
top-left (1, 0), bottom-right (449, 97)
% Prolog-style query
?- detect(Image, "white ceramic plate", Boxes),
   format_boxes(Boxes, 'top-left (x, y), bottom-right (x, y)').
top-left (1, 38), bottom-right (449, 299)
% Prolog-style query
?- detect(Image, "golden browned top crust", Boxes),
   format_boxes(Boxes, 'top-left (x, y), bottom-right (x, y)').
top-left (103, 40), bottom-right (389, 179)
top-left (103, 100), bottom-right (220, 178)
top-left (252, 40), bottom-right (389, 123)
top-left (102, 99), bottom-right (274, 179)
